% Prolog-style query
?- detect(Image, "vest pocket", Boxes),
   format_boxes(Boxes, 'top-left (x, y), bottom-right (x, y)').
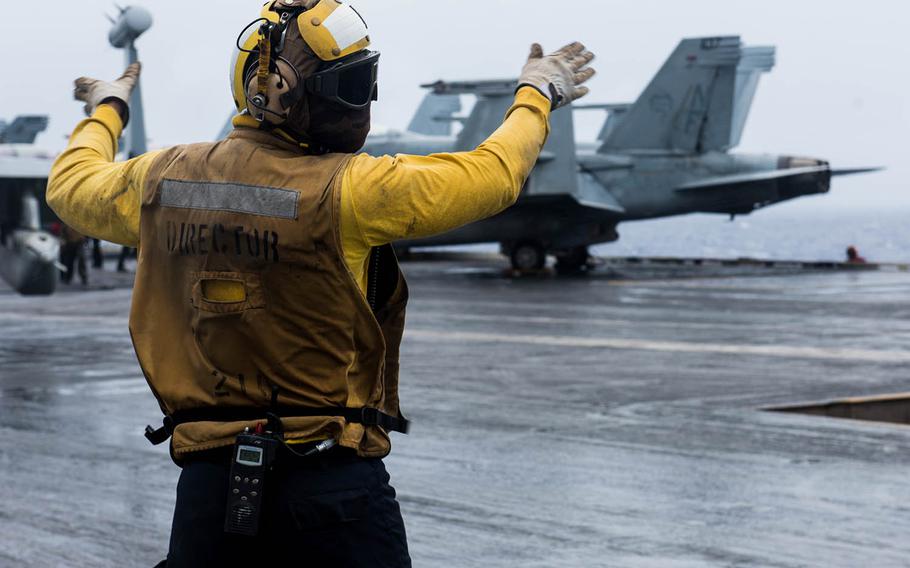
top-left (190, 271), bottom-right (268, 388)
top-left (191, 271), bottom-right (266, 313)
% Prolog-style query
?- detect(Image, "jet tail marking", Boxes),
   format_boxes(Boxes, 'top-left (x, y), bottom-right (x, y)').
top-left (601, 36), bottom-right (758, 155)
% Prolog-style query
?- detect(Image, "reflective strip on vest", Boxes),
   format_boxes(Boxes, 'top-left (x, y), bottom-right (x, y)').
top-left (160, 179), bottom-right (299, 220)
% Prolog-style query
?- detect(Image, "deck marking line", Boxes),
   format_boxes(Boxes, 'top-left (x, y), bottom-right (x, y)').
top-left (406, 329), bottom-right (910, 364)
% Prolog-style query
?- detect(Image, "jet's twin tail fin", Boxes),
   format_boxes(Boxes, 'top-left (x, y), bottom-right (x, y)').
top-left (729, 46), bottom-right (776, 148)
top-left (419, 80), bottom-right (519, 151)
top-left (0, 116), bottom-right (49, 145)
top-left (601, 36), bottom-right (745, 154)
top-left (421, 79), bottom-right (579, 196)
top-left (407, 92), bottom-right (462, 136)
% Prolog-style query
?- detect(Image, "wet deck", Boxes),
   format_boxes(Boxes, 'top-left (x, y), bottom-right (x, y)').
top-left (1, 257), bottom-right (909, 567)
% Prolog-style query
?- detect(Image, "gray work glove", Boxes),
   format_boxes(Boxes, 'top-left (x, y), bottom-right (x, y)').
top-left (518, 42), bottom-right (595, 110)
top-left (73, 62), bottom-right (142, 119)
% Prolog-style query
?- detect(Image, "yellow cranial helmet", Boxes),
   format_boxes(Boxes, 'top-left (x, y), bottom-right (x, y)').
top-left (230, 0), bottom-right (377, 125)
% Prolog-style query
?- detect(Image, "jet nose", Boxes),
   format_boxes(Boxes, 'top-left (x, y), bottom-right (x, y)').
top-left (24, 231), bottom-right (61, 264)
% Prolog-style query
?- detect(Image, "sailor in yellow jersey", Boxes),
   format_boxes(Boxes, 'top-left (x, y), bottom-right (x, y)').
top-left (47, 1), bottom-right (595, 565)
top-left (50, 89), bottom-right (551, 295)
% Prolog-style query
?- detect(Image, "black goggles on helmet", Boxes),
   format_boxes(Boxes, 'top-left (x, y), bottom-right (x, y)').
top-left (305, 50), bottom-right (379, 109)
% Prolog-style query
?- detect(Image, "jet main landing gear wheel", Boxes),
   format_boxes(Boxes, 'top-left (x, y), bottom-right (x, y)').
top-left (555, 246), bottom-right (591, 275)
top-left (510, 241), bottom-right (547, 272)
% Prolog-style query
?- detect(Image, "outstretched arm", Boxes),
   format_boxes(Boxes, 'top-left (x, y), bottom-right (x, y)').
top-left (46, 64), bottom-right (160, 247)
top-left (339, 43), bottom-right (596, 288)
top-left (342, 86), bottom-right (553, 247)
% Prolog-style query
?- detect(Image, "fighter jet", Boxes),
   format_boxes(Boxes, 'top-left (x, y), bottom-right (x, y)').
top-left (362, 36), bottom-right (880, 272)
top-left (0, 116), bottom-right (61, 295)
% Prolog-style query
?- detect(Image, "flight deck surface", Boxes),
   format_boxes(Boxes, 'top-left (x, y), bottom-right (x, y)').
top-left (0, 256), bottom-right (908, 567)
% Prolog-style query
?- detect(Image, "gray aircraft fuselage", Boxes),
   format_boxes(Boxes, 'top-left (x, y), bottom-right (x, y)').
top-left (0, 147), bottom-right (61, 295)
top-left (579, 151), bottom-right (827, 221)
top-left (371, 146), bottom-right (828, 252)
top-left (362, 37), bottom-right (876, 271)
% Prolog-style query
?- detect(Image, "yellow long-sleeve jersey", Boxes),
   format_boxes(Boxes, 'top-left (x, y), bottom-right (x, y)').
top-left (46, 88), bottom-right (552, 293)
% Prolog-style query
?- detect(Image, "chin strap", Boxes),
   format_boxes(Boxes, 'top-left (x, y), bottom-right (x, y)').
top-left (271, 126), bottom-right (314, 152)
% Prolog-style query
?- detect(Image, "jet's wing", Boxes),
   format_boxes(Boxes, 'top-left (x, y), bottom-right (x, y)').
top-left (0, 155), bottom-right (53, 180)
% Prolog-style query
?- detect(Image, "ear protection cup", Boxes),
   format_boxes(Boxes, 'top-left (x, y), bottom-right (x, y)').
top-left (244, 58), bottom-right (300, 125)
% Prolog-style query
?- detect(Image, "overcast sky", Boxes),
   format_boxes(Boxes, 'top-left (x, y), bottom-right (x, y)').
top-left (3, 0), bottom-right (907, 210)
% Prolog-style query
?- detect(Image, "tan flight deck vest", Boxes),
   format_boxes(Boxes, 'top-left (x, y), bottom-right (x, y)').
top-left (130, 128), bottom-right (408, 460)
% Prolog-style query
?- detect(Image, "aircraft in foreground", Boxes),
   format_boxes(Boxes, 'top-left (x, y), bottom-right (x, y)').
top-left (0, 5), bottom-right (152, 295)
top-left (363, 36), bottom-right (880, 272)
top-left (0, 116), bottom-right (60, 295)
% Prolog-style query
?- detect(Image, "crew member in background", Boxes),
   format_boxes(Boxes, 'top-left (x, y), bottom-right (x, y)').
top-left (91, 238), bottom-right (103, 269)
top-left (59, 223), bottom-right (88, 286)
top-left (46, 1), bottom-right (595, 565)
top-left (846, 245), bottom-right (867, 264)
top-left (116, 245), bottom-right (135, 272)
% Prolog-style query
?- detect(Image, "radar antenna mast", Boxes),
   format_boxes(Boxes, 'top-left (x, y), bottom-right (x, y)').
top-left (107, 5), bottom-right (152, 157)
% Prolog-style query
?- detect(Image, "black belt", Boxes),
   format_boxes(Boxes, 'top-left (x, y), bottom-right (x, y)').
top-left (144, 406), bottom-right (409, 446)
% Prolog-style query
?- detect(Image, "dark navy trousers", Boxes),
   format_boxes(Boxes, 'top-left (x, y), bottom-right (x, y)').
top-left (163, 449), bottom-right (412, 567)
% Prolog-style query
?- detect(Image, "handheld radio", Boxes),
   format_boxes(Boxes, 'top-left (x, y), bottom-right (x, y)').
top-left (224, 431), bottom-right (279, 536)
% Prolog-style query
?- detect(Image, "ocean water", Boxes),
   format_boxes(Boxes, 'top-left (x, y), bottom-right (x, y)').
top-left (595, 206), bottom-right (908, 263)
top-left (434, 205), bottom-right (909, 264)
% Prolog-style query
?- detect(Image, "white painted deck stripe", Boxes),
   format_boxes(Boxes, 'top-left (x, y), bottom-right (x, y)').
top-left (406, 329), bottom-right (910, 364)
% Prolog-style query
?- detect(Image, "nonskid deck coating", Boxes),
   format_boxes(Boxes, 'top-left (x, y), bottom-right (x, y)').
top-left (0, 258), bottom-right (908, 567)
